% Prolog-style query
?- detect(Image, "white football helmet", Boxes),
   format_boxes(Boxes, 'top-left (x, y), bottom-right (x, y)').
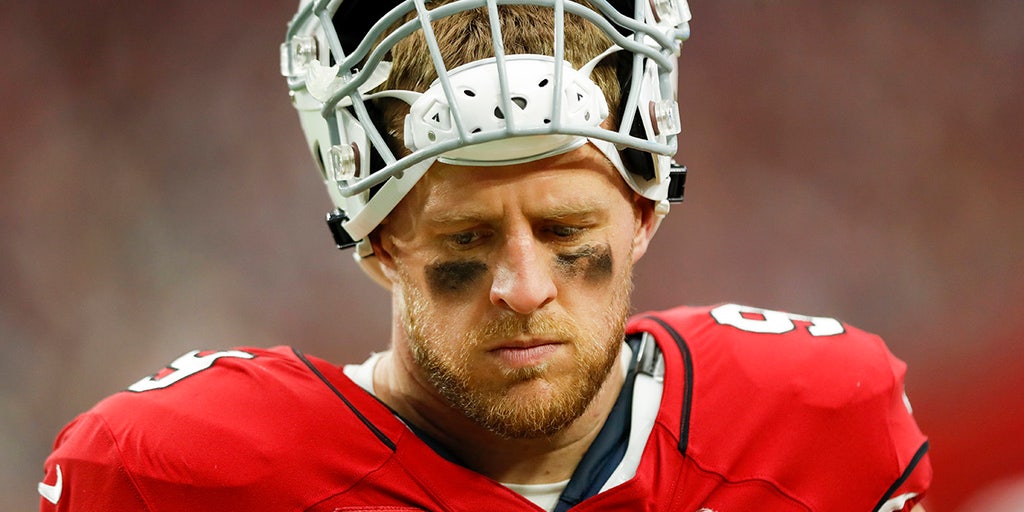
top-left (281, 0), bottom-right (690, 286)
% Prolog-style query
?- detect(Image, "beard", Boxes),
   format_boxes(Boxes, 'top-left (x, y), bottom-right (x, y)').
top-left (396, 262), bottom-right (634, 440)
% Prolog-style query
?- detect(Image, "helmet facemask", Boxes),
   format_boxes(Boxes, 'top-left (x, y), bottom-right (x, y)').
top-left (282, 0), bottom-right (690, 285)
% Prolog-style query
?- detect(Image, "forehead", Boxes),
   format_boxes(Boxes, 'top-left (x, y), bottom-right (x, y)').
top-left (407, 145), bottom-right (633, 220)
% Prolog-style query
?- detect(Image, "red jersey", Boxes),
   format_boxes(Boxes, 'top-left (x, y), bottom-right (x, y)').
top-left (39, 304), bottom-right (930, 511)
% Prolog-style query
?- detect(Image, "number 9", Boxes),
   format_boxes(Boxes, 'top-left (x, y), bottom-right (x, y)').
top-left (710, 304), bottom-right (845, 337)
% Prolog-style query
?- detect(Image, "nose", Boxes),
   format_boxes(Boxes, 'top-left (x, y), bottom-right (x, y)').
top-left (489, 232), bottom-right (557, 314)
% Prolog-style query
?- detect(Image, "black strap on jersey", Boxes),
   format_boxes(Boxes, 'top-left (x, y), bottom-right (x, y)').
top-left (293, 348), bottom-right (397, 450)
top-left (871, 440), bottom-right (930, 512)
top-left (643, 315), bottom-right (694, 454)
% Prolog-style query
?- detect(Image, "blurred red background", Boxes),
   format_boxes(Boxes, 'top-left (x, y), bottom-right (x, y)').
top-left (2, 1), bottom-right (1021, 510)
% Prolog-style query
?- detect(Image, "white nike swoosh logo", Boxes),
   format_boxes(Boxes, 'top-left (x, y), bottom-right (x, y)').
top-left (38, 464), bottom-right (63, 505)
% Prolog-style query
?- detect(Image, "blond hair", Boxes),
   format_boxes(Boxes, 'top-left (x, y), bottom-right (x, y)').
top-left (375, 2), bottom-right (622, 153)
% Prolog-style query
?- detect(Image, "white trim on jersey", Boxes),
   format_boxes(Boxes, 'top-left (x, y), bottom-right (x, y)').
top-left (343, 351), bottom-right (384, 395)
top-left (502, 479), bottom-right (571, 512)
top-left (878, 492), bottom-right (919, 512)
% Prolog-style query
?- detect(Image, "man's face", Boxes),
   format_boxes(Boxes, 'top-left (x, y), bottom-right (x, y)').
top-left (375, 144), bottom-right (654, 439)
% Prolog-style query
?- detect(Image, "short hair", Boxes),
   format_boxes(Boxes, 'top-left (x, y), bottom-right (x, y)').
top-left (374, 1), bottom-right (622, 155)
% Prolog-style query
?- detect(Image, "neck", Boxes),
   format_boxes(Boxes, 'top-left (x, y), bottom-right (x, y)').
top-left (372, 347), bottom-right (625, 484)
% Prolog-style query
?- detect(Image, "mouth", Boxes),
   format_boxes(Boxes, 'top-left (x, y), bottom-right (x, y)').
top-left (488, 339), bottom-right (563, 368)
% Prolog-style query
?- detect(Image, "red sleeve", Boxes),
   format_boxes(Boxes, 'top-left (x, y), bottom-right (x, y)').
top-left (40, 412), bottom-right (150, 512)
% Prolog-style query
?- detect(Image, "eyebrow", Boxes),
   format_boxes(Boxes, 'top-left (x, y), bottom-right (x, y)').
top-left (427, 202), bottom-right (602, 226)
top-left (427, 209), bottom-right (493, 227)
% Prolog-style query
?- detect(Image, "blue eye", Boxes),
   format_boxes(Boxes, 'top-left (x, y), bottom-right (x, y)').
top-left (449, 231), bottom-right (483, 246)
top-left (550, 225), bottom-right (583, 239)
top-left (441, 227), bottom-right (493, 251)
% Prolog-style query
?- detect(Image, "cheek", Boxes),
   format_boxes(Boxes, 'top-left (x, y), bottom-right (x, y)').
top-left (555, 243), bottom-right (614, 284)
top-left (425, 260), bottom-right (488, 298)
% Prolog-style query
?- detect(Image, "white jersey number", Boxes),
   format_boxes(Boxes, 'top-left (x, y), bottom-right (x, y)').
top-left (710, 303), bottom-right (845, 337)
top-left (128, 349), bottom-right (255, 392)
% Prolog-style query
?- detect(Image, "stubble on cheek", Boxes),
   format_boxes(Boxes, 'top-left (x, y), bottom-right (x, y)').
top-left (425, 260), bottom-right (488, 298)
top-left (398, 240), bottom-right (635, 439)
top-left (555, 243), bottom-right (614, 283)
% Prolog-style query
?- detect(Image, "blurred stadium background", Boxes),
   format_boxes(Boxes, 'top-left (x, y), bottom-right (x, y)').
top-left (2, 1), bottom-right (1022, 509)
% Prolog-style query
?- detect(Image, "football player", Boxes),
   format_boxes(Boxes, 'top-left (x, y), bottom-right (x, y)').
top-left (39, 0), bottom-right (931, 510)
